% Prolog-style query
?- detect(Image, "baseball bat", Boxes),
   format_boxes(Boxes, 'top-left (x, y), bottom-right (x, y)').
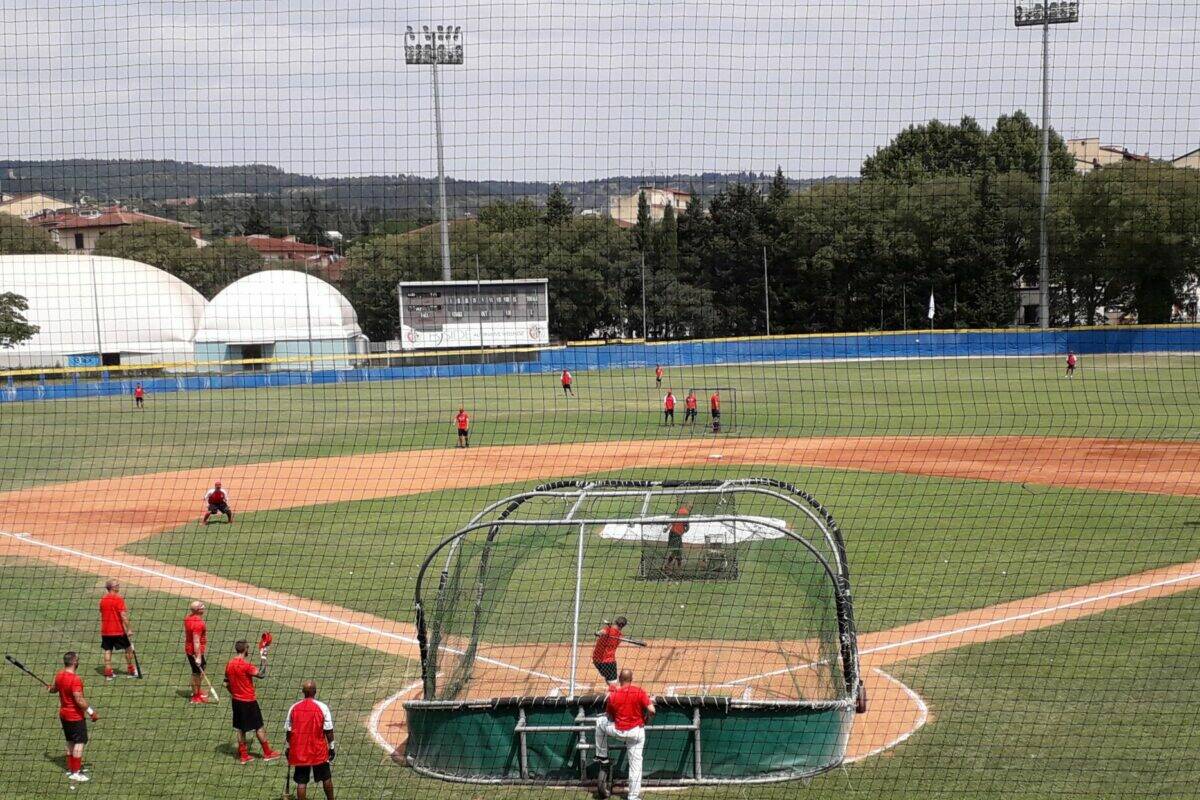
top-left (119, 618), bottom-right (143, 679)
top-left (622, 637), bottom-right (648, 648)
top-left (283, 753), bottom-right (292, 800)
top-left (5, 654), bottom-right (51, 687)
top-left (200, 667), bottom-right (222, 701)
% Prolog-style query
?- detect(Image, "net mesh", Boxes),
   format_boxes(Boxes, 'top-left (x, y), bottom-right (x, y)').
top-left (2, 0), bottom-right (1199, 796)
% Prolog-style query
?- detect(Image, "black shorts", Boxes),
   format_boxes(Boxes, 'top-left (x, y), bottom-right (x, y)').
top-left (61, 718), bottom-right (88, 745)
top-left (684, 408), bottom-right (697, 420)
top-left (664, 409), bottom-right (674, 419)
top-left (711, 409), bottom-right (721, 420)
top-left (594, 661), bottom-right (618, 682)
top-left (187, 654), bottom-right (207, 675)
top-left (101, 634), bottom-right (131, 651)
top-left (667, 534), bottom-right (684, 555)
top-left (458, 428), bottom-right (469, 436)
top-left (208, 501), bottom-right (230, 514)
top-left (231, 699), bottom-right (264, 733)
top-left (294, 762), bottom-right (332, 784)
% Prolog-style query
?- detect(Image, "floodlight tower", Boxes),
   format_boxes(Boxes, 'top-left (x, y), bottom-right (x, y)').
top-left (406, 24), bottom-right (464, 281)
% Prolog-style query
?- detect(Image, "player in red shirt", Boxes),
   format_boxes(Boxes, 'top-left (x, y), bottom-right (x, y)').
top-left (654, 364), bottom-right (663, 388)
top-left (133, 382), bottom-right (145, 409)
top-left (50, 651), bottom-right (99, 782)
top-left (591, 616), bottom-right (629, 686)
top-left (1066, 350), bottom-right (1077, 377)
top-left (224, 639), bottom-right (280, 764)
top-left (561, 369), bottom-right (574, 397)
top-left (99, 579), bottom-right (136, 680)
top-left (593, 668), bottom-right (655, 800)
top-left (710, 390), bottom-right (721, 433)
top-left (202, 480), bottom-right (232, 525)
top-left (665, 505), bottom-right (689, 575)
top-left (455, 407), bottom-right (471, 448)
top-left (662, 391), bottom-right (676, 426)
top-left (683, 390), bottom-right (698, 424)
top-left (285, 680), bottom-right (336, 800)
top-left (184, 601), bottom-right (213, 704)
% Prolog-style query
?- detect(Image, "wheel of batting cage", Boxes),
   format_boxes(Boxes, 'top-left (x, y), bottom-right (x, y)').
top-left (403, 478), bottom-right (864, 787)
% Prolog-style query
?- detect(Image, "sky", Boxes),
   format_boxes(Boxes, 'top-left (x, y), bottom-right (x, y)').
top-left (0, 0), bottom-right (1196, 181)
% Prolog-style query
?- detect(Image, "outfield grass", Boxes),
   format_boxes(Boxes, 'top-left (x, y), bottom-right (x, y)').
top-left (4, 354), bottom-right (1200, 490)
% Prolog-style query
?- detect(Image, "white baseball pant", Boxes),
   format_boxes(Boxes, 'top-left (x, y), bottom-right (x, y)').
top-left (594, 717), bottom-right (646, 800)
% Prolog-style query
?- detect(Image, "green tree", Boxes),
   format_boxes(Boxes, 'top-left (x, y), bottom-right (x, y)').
top-left (984, 111), bottom-right (1075, 179)
top-left (0, 292), bottom-right (39, 348)
top-left (768, 166), bottom-right (791, 208)
top-left (543, 185), bottom-right (574, 226)
top-left (93, 222), bottom-right (231, 297)
top-left (635, 190), bottom-right (652, 252)
top-left (201, 239), bottom-right (266, 293)
top-left (242, 203), bottom-right (269, 236)
top-left (299, 196), bottom-right (325, 245)
top-left (477, 199), bottom-right (540, 233)
top-left (861, 117), bottom-right (989, 181)
top-left (0, 213), bottom-right (59, 254)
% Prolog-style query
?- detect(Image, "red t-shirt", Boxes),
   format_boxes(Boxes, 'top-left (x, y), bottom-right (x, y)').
top-left (561, 370), bottom-right (572, 385)
top-left (207, 488), bottom-right (227, 504)
top-left (99, 593), bottom-right (127, 636)
top-left (456, 411), bottom-right (470, 430)
top-left (225, 657), bottom-right (259, 702)
top-left (664, 394), bottom-right (675, 411)
top-left (655, 367), bottom-right (663, 379)
top-left (606, 684), bottom-right (652, 732)
top-left (286, 698), bottom-right (334, 766)
top-left (592, 624), bottom-right (622, 664)
top-left (1067, 354), bottom-right (1077, 366)
top-left (710, 394), bottom-right (720, 411)
top-left (685, 394), bottom-right (697, 410)
top-left (184, 614), bottom-right (207, 655)
top-left (55, 670), bottom-right (85, 722)
top-left (670, 506), bottom-right (690, 536)
top-left (134, 386), bottom-right (144, 398)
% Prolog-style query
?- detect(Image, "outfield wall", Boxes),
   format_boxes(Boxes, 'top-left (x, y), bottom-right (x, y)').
top-left (3, 325), bottom-right (1198, 403)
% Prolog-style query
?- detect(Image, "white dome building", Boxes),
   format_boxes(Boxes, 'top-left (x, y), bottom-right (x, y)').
top-left (194, 270), bottom-right (366, 370)
top-left (0, 255), bottom-right (207, 370)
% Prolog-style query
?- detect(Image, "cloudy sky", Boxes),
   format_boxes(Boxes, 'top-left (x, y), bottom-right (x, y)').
top-left (0, 0), bottom-right (1196, 181)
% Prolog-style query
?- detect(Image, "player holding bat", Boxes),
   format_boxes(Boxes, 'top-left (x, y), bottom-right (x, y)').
top-left (591, 616), bottom-right (646, 687)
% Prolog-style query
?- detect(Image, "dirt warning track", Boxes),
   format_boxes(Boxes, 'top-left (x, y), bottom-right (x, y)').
top-left (2, 434), bottom-right (1199, 767)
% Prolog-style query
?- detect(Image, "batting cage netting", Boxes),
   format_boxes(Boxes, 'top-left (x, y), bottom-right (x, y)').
top-left (2, 0), bottom-right (1199, 798)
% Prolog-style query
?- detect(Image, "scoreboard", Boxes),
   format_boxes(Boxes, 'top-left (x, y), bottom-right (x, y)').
top-left (398, 279), bottom-right (550, 350)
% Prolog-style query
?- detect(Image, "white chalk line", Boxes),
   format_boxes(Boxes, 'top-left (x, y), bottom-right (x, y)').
top-left (367, 678), bottom-right (425, 757)
top-left (843, 668), bottom-right (929, 764)
top-left (0, 530), bottom-right (567, 686)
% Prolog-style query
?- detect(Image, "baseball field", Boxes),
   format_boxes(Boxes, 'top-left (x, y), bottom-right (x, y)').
top-left (2, 354), bottom-right (1198, 798)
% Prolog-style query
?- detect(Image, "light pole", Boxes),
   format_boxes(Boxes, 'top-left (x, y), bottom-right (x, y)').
top-left (304, 255), bottom-right (318, 374)
top-left (1015, 0), bottom-right (1079, 329)
top-left (406, 24), bottom-right (463, 282)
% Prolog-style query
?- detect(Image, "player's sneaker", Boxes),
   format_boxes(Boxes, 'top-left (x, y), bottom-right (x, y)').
top-left (262, 749), bottom-right (282, 762)
top-left (189, 693), bottom-right (212, 704)
top-left (68, 772), bottom-right (90, 782)
top-left (239, 752), bottom-right (254, 765)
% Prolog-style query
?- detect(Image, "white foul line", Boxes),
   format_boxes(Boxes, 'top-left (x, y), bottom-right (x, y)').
top-left (0, 530), bottom-right (567, 685)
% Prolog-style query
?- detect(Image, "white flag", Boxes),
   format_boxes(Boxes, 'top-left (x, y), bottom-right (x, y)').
top-left (927, 292), bottom-right (935, 320)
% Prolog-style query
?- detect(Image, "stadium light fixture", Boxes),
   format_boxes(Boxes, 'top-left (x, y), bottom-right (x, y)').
top-left (406, 24), bottom-right (464, 282)
top-left (1015, 1), bottom-right (1079, 329)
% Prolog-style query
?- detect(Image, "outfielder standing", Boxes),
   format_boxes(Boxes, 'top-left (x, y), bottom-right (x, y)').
top-left (99, 579), bottom-right (137, 680)
top-left (455, 407), bottom-right (471, 448)
top-left (663, 391), bottom-right (676, 426)
top-left (594, 668), bottom-right (655, 800)
top-left (561, 369), bottom-right (575, 397)
top-left (285, 680), bottom-right (336, 800)
top-left (51, 651), bottom-right (99, 783)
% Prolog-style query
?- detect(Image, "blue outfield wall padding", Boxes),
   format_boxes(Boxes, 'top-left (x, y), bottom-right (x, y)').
top-left (3, 326), bottom-right (1199, 404)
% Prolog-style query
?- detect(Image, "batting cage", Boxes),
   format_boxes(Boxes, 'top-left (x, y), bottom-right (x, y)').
top-left (405, 478), bottom-right (862, 786)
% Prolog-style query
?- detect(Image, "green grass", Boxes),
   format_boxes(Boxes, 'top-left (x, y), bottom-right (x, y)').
top-left (4, 354), bottom-right (1200, 489)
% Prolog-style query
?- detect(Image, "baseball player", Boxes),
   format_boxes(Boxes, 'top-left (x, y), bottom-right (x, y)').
top-left (683, 390), bottom-right (698, 424)
top-left (592, 616), bottom-right (629, 686)
top-left (594, 668), bottom-right (655, 800)
top-left (133, 383), bottom-right (145, 409)
top-left (665, 505), bottom-right (689, 575)
top-left (654, 364), bottom-right (663, 388)
top-left (202, 481), bottom-right (232, 525)
top-left (51, 651), bottom-right (99, 782)
top-left (455, 407), bottom-right (471, 448)
top-left (710, 390), bottom-right (721, 433)
top-left (99, 579), bottom-right (137, 680)
top-left (285, 680), bottom-right (336, 800)
top-left (663, 391), bottom-right (676, 426)
top-left (561, 369), bottom-right (575, 397)
top-left (224, 639), bottom-right (280, 764)
top-left (1066, 351), bottom-right (1077, 377)
top-left (184, 601), bottom-right (212, 704)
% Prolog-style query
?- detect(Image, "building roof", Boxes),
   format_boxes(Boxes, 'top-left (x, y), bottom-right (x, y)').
top-left (1173, 147), bottom-right (1200, 162)
top-left (0, 255), bottom-right (207, 367)
top-left (638, 186), bottom-right (691, 197)
top-left (228, 235), bottom-right (333, 256)
top-left (195, 270), bottom-right (362, 345)
top-left (35, 207), bottom-right (198, 232)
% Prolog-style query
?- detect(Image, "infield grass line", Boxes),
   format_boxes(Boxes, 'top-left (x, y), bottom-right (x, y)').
top-left (842, 668), bottom-right (930, 764)
top-left (0, 529), bottom-right (568, 686)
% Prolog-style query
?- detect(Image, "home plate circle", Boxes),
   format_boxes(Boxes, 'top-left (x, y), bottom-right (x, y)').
top-left (708, 453), bottom-right (723, 460)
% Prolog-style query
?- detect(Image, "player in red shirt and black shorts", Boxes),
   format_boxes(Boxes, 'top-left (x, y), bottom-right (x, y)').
top-left (184, 601), bottom-right (213, 704)
top-left (455, 407), bottom-right (471, 448)
top-left (224, 639), bottom-right (280, 764)
top-left (561, 369), bottom-right (574, 397)
top-left (593, 668), bottom-right (655, 800)
top-left (203, 481), bottom-right (232, 525)
top-left (710, 390), bottom-right (721, 433)
top-left (51, 651), bottom-right (99, 782)
top-left (684, 390), bottom-right (698, 424)
top-left (285, 680), bottom-right (336, 800)
top-left (99, 578), bottom-right (137, 680)
top-left (592, 616), bottom-right (629, 686)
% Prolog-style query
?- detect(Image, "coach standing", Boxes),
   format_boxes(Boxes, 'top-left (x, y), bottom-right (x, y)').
top-left (51, 651), bottom-right (99, 783)
top-left (184, 601), bottom-right (212, 704)
top-left (99, 579), bottom-right (137, 680)
top-left (594, 668), bottom-right (655, 800)
top-left (285, 680), bottom-right (336, 800)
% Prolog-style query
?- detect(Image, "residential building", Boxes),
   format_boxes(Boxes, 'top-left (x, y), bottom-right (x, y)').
top-left (1067, 138), bottom-right (1152, 174)
top-left (227, 234), bottom-right (341, 279)
top-left (1172, 147), bottom-right (1200, 170)
top-left (32, 207), bottom-right (204, 254)
top-left (608, 186), bottom-right (692, 225)
top-left (0, 193), bottom-right (73, 220)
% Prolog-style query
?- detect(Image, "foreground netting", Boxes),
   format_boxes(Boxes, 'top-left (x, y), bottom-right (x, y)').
top-left (406, 478), bottom-right (862, 785)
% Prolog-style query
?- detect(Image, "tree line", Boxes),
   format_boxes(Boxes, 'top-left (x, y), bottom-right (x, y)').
top-left (4, 110), bottom-right (1200, 349)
